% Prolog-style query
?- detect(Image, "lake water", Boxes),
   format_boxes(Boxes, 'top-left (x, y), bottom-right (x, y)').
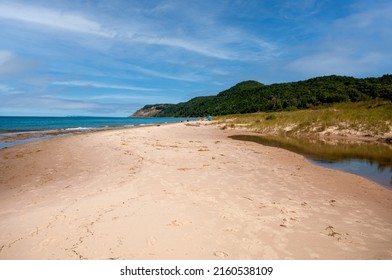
top-left (229, 135), bottom-right (392, 190)
top-left (0, 116), bottom-right (193, 149)
top-left (0, 116), bottom-right (192, 132)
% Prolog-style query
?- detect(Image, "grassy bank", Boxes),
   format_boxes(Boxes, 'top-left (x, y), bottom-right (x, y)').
top-left (215, 100), bottom-right (392, 140)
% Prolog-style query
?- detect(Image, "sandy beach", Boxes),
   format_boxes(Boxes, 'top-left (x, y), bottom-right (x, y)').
top-left (0, 122), bottom-right (391, 260)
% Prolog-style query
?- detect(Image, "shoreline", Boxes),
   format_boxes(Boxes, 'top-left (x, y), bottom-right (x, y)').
top-left (1, 122), bottom-right (391, 259)
top-left (0, 121), bottom-right (190, 149)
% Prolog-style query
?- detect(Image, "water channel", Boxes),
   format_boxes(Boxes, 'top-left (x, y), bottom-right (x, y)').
top-left (229, 135), bottom-right (392, 190)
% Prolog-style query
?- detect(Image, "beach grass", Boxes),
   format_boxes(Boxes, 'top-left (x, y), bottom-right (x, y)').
top-left (215, 100), bottom-right (392, 137)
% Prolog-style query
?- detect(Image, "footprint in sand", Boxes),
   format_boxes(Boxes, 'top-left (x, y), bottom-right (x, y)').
top-left (39, 238), bottom-right (54, 249)
top-left (147, 236), bottom-right (157, 247)
top-left (168, 220), bottom-right (183, 227)
top-left (213, 251), bottom-right (229, 258)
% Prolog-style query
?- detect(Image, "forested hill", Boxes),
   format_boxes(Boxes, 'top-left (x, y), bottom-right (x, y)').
top-left (131, 75), bottom-right (392, 117)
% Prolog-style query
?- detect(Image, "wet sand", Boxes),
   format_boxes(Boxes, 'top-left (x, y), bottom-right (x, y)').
top-left (0, 122), bottom-right (391, 259)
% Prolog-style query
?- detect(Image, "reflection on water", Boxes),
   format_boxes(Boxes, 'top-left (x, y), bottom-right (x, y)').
top-left (229, 135), bottom-right (392, 190)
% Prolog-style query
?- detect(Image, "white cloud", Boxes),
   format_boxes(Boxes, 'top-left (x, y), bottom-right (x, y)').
top-left (335, 3), bottom-right (392, 33)
top-left (277, 0), bottom-right (321, 20)
top-left (130, 35), bottom-right (233, 60)
top-left (129, 31), bottom-right (277, 62)
top-left (87, 93), bottom-right (178, 103)
top-left (0, 2), bottom-right (276, 62)
top-left (0, 83), bottom-right (15, 93)
top-left (53, 80), bottom-right (160, 92)
top-left (89, 94), bottom-right (146, 100)
top-left (0, 50), bottom-right (39, 78)
top-left (1, 94), bottom-right (139, 115)
top-left (0, 2), bottom-right (114, 37)
top-left (0, 50), bottom-right (14, 64)
top-left (129, 65), bottom-right (203, 82)
top-left (287, 51), bottom-right (386, 77)
top-left (2, 95), bottom-right (94, 110)
top-left (286, 1), bottom-right (392, 78)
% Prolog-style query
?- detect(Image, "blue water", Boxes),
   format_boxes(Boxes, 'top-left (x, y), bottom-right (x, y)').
top-left (0, 116), bottom-right (191, 132)
top-left (310, 159), bottom-right (392, 190)
top-left (0, 116), bottom-right (193, 149)
top-left (229, 135), bottom-right (392, 190)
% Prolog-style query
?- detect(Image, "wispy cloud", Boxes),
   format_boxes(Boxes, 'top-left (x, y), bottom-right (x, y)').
top-left (130, 35), bottom-right (234, 60)
top-left (0, 50), bottom-right (39, 78)
top-left (0, 1), bottom-right (276, 61)
top-left (286, 1), bottom-right (392, 77)
top-left (53, 81), bottom-right (160, 92)
top-left (335, 2), bottom-right (392, 33)
top-left (287, 51), bottom-right (385, 77)
top-left (1, 94), bottom-right (141, 116)
top-left (0, 83), bottom-right (17, 94)
top-left (128, 65), bottom-right (203, 82)
top-left (3, 94), bottom-right (96, 110)
top-left (0, 2), bottom-right (114, 37)
top-left (277, 0), bottom-right (322, 20)
top-left (88, 93), bottom-right (157, 100)
top-left (0, 50), bottom-right (13, 64)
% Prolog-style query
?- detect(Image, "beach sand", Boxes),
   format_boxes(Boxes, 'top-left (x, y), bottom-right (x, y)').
top-left (0, 122), bottom-right (391, 260)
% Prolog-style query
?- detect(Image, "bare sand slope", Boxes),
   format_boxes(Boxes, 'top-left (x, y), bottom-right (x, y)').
top-left (0, 123), bottom-right (391, 260)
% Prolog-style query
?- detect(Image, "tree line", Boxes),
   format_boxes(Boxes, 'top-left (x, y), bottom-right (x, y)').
top-left (133, 75), bottom-right (392, 117)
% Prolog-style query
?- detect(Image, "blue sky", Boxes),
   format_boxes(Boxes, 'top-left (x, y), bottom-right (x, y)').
top-left (0, 0), bottom-right (391, 116)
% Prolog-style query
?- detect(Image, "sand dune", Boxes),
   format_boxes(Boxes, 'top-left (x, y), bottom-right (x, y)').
top-left (0, 122), bottom-right (391, 259)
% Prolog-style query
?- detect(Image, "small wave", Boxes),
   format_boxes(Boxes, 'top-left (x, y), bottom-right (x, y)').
top-left (64, 127), bottom-right (93, 131)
